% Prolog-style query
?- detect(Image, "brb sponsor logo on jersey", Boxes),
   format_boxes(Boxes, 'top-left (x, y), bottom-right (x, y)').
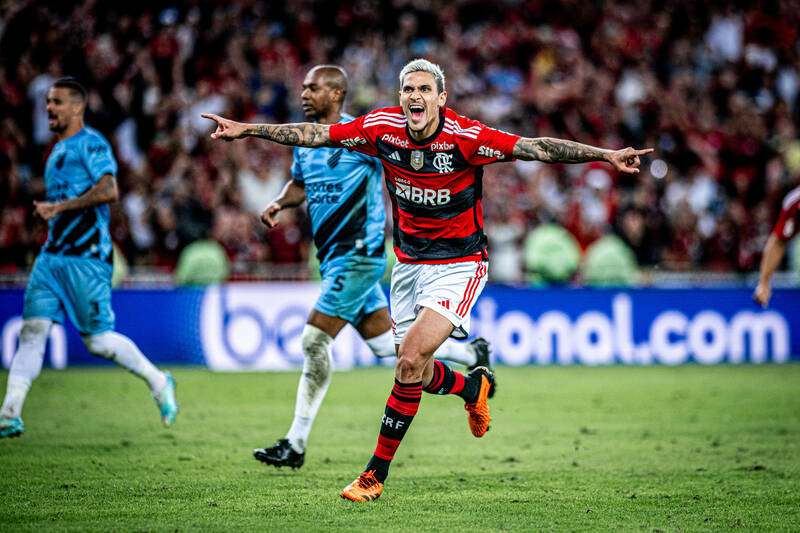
top-left (395, 177), bottom-right (450, 206)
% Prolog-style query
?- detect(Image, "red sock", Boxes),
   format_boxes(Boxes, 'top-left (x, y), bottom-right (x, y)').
top-left (365, 379), bottom-right (422, 482)
top-left (423, 359), bottom-right (465, 395)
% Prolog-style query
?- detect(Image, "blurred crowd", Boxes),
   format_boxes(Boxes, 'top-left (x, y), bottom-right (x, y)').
top-left (1, 0), bottom-right (799, 282)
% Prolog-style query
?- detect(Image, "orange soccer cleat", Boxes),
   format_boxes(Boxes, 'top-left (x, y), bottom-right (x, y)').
top-left (341, 470), bottom-right (384, 502)
top-left (464, 366), bottom-right (495, 437)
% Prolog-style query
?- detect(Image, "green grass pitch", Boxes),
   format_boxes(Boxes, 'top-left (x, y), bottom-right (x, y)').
top-left (1, 364), bottom-right (799, 532)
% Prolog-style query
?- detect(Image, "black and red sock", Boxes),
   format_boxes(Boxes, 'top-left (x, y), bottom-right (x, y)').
top-left (423, 360), bottom-right (480, 403)
top-left (365, 379), bottom-right (422, 482)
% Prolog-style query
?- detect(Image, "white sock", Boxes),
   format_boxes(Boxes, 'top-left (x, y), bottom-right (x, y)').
top-left (285, 324), bottom-right (333, 453)
top-left (364, 329), bottom-right (396, 358)
top-left (1, 318), bottom-right (52, 419)
top-left (434, 339), bottom-right (477, 367)
top-left (367, 327), bottom-right (477, 366)
top-left (82, 331), bottom-right (167, 392)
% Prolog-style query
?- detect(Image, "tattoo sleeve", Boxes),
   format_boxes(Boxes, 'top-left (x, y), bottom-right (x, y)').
top-left (245, 123), bottom-right (334, 147)
top-left (513, 137), bottom-right (610, 163)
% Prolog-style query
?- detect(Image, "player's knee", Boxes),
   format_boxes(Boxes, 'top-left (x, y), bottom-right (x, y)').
top-left (396, 351), bottom-right (425, 380)
top-left (364, 329), bottom-right (396, 358)
top-left (19, 318), bottom-right (53, 347)
top-left (82, 330), bottom-right (115, 359)
top-left (301, 324), bottom-right (333, 378)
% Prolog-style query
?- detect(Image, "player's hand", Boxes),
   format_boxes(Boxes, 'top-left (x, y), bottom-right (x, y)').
top-left (753, 282), bottom-right (771, 308)
top-left (33, 200), bottom-right (60, 221)
top-left (201, 113), bottom-right (247, 141)
top-left (606, 147), bottom-right (654, 174)
top-left (261, 202), bottom-right (282, 228)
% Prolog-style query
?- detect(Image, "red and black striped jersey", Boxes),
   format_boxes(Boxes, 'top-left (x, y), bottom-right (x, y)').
top-left (773, 185), bottom-right (800, 241)
top-left (329, 106), bottom-right (520, 264)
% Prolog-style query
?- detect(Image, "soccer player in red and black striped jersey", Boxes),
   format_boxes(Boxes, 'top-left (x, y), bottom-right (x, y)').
top-left (203, 58), bottom-right (652, 501)
top-left (754, 184), bottom-right (800, 307)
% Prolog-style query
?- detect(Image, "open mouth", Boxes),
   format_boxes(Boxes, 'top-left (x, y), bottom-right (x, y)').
top-left (409, 104), bottom-right (424, 122)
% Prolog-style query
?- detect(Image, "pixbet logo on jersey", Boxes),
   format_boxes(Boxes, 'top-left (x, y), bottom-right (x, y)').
top-left (381, 134), bottom-right (409, 148)
top-left (430, 141), bottom-right (454, 151)
top-left (396, 181), bottom-right (451, 205)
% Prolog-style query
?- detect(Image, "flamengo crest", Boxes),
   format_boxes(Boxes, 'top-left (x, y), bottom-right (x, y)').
top-left (432, 152), bottom-right (454, 173)
top-left (410, 150), bottom-right (424, 170)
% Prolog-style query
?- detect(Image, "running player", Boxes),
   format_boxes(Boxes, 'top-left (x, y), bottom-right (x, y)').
top-left (252, 65), bottom-right (490, 469)
top-left (202, 58), bottom-right (652, 501)
top-left (0, 78), bottom-right (178, 438)
top-left (753, 184), bottom-right (800, 307)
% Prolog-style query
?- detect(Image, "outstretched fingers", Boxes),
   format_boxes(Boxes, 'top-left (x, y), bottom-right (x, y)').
top-left (618, 147), bottom-right (654, 174)
top-left (201, 114), bottom-right (230, 139)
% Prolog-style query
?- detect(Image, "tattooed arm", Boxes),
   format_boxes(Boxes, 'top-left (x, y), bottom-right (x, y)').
top-left (201, 114), bottom-right (335, 147)
top-left (513, 137), bottom-right (653, 174)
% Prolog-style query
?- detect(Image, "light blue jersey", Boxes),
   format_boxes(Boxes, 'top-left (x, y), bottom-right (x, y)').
top-left (292, 114), bottom-right (385, 266)
top-left (292, 114), bottom-right (387, 323)
top-left (42, 126), bottom-right (117, 263)
top-left (24, 126), bottom-right (118, 335)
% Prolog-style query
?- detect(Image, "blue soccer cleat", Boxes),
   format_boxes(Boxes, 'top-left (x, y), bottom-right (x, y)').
top-left (0, 416), bottom-right (24, 438)
top-left (152, 372), bottom-right (178, 427)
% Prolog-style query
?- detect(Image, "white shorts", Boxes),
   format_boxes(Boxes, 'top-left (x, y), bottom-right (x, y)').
top-left (390, 260), bottom-right (488, 344)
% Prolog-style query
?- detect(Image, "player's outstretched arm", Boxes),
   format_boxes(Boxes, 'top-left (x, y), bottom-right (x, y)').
top-left (201, 114), bottom-right (335, 148)
top-left (261, 179), bottom-right (306, 228)
top-left (33, 173), bottom-right (118, 221)
top-left (753, 234), bottom-right (787, 308)
top-left (513, 137), bottom-right (654, 174)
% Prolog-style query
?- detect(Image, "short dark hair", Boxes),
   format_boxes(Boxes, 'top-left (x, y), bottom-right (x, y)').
top-left (52, 77), bottom-right (87, 103)
top-left (309, 65), bottom-right (349, 101)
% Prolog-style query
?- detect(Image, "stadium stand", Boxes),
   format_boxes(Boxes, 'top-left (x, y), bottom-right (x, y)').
top-left (0, 1), bottom-right (798, 283)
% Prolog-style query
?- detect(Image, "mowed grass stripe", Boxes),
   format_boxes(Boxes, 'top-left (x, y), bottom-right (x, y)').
top-left (0, 365), bottom-right (798, 532)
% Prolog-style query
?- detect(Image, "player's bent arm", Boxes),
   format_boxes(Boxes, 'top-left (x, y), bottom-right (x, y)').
top-left (262, 179), bottom-right (306, 228)
top-left (273, 179), bottom-right (307, 210)
top-left (34, 173), bottom-right (118, 220)
top-left (754, 234), bottom-right (787, 307)
top-left (758, 234), bottom-right (787, 284)
top-left (512, 137), bottom-right (653, 174)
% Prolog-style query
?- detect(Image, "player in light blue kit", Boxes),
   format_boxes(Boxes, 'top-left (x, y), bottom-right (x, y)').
top-left (251, 66), bottom-right (489, 468)
top-left (0, 78), bottom-right (177, 438)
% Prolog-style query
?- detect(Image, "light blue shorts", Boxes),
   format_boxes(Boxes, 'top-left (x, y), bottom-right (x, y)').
top-left (24, 253), bottom-right (115, 335)
top-left (316, 253), bottom-right (387, 324)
